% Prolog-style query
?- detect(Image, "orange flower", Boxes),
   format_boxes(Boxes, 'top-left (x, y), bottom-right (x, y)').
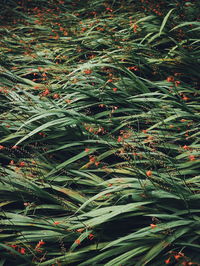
top-left (38, 132), bottom-right (46, 137)
top-left (15, 167), bottom-right (20, 172)
top-left (182, 95), bottom-right (190, 101)
top-left (128, 66), bottom-right (138, 71)
top-left (133, 24), bottom-right (138, 33)
top-left (95, 161), bottom-right (100, 166)
top-left (174, 252), bottom-right (184, 260)
top-left (146, 170), bottom-right (152, 177)
top-left (53, 93), bottom-right (60, 99)
top-left (38, 240), bottom-right (45, 246)
top-left (165, 258), bottom-right (171, 264)
top-left (42, 89), bottom-right (50, 96)
top-left (35, 240), bottom-right (45, 249)
top-left (88, 233), bottom-right (94, 240)
top-left (117, 136), bottom-right (123, 142)
top-left (150, 224), bottom-right (157, 229)
top-left (106, 7), bottom-right (113, 12)
top-left (174, 254), bottom-right (181, 260)
top-left (19, 161), bottom-right (25, 167)
top-left (53, 221), bottom-right (60, 225)
top-left (113, 87), bottom-right (118, 92)
top-left (175, 81), bottom-right (181, 86)
top-left (75, 239), bottom-right (81, 245)
top-left (12, 145), bottom-right (18, 149)
top-left (20, 248), bottom-right (26, 254)
top-left (54, 35), bottom-right (60, 40)
top-left (85, 148), bottom-right (90, 152)
top-left (89, 155), bottom-right (96, 163)
top-left (189, 155), bottom-right (195, 161)
top-left (83, 69), bottom-right (92, 75)
top-left (166, 76), bottom-right (174, 82)
top-left (76, 228), bottom-right (84, 233)
top-left (183, 145), bottom-right (190, 150)
top-left (0, 145), bottom-right (4, 149)
top-left (10, 244), bottom-right (17, 249)
top-left (65, 99), bottom-right (72, 104)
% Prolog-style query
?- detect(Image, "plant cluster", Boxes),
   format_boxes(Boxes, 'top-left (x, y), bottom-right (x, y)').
top-left (0, 0), bottom-right (200, 265)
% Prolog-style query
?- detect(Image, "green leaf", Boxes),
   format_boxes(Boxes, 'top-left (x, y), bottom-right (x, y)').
top-left (159, 9), bottom-right (175, 36)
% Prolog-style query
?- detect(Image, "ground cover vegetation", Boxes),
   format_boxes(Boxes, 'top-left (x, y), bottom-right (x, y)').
top-left (0, 0), bottom-right (200, 265)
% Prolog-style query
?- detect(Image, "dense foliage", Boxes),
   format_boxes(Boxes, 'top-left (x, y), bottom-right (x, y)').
top-left (0, 0), bottom-right (200, 265)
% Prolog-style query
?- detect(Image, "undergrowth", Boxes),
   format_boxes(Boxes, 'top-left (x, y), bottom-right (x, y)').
top-left (0, 0), bottom-right (200, 265)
